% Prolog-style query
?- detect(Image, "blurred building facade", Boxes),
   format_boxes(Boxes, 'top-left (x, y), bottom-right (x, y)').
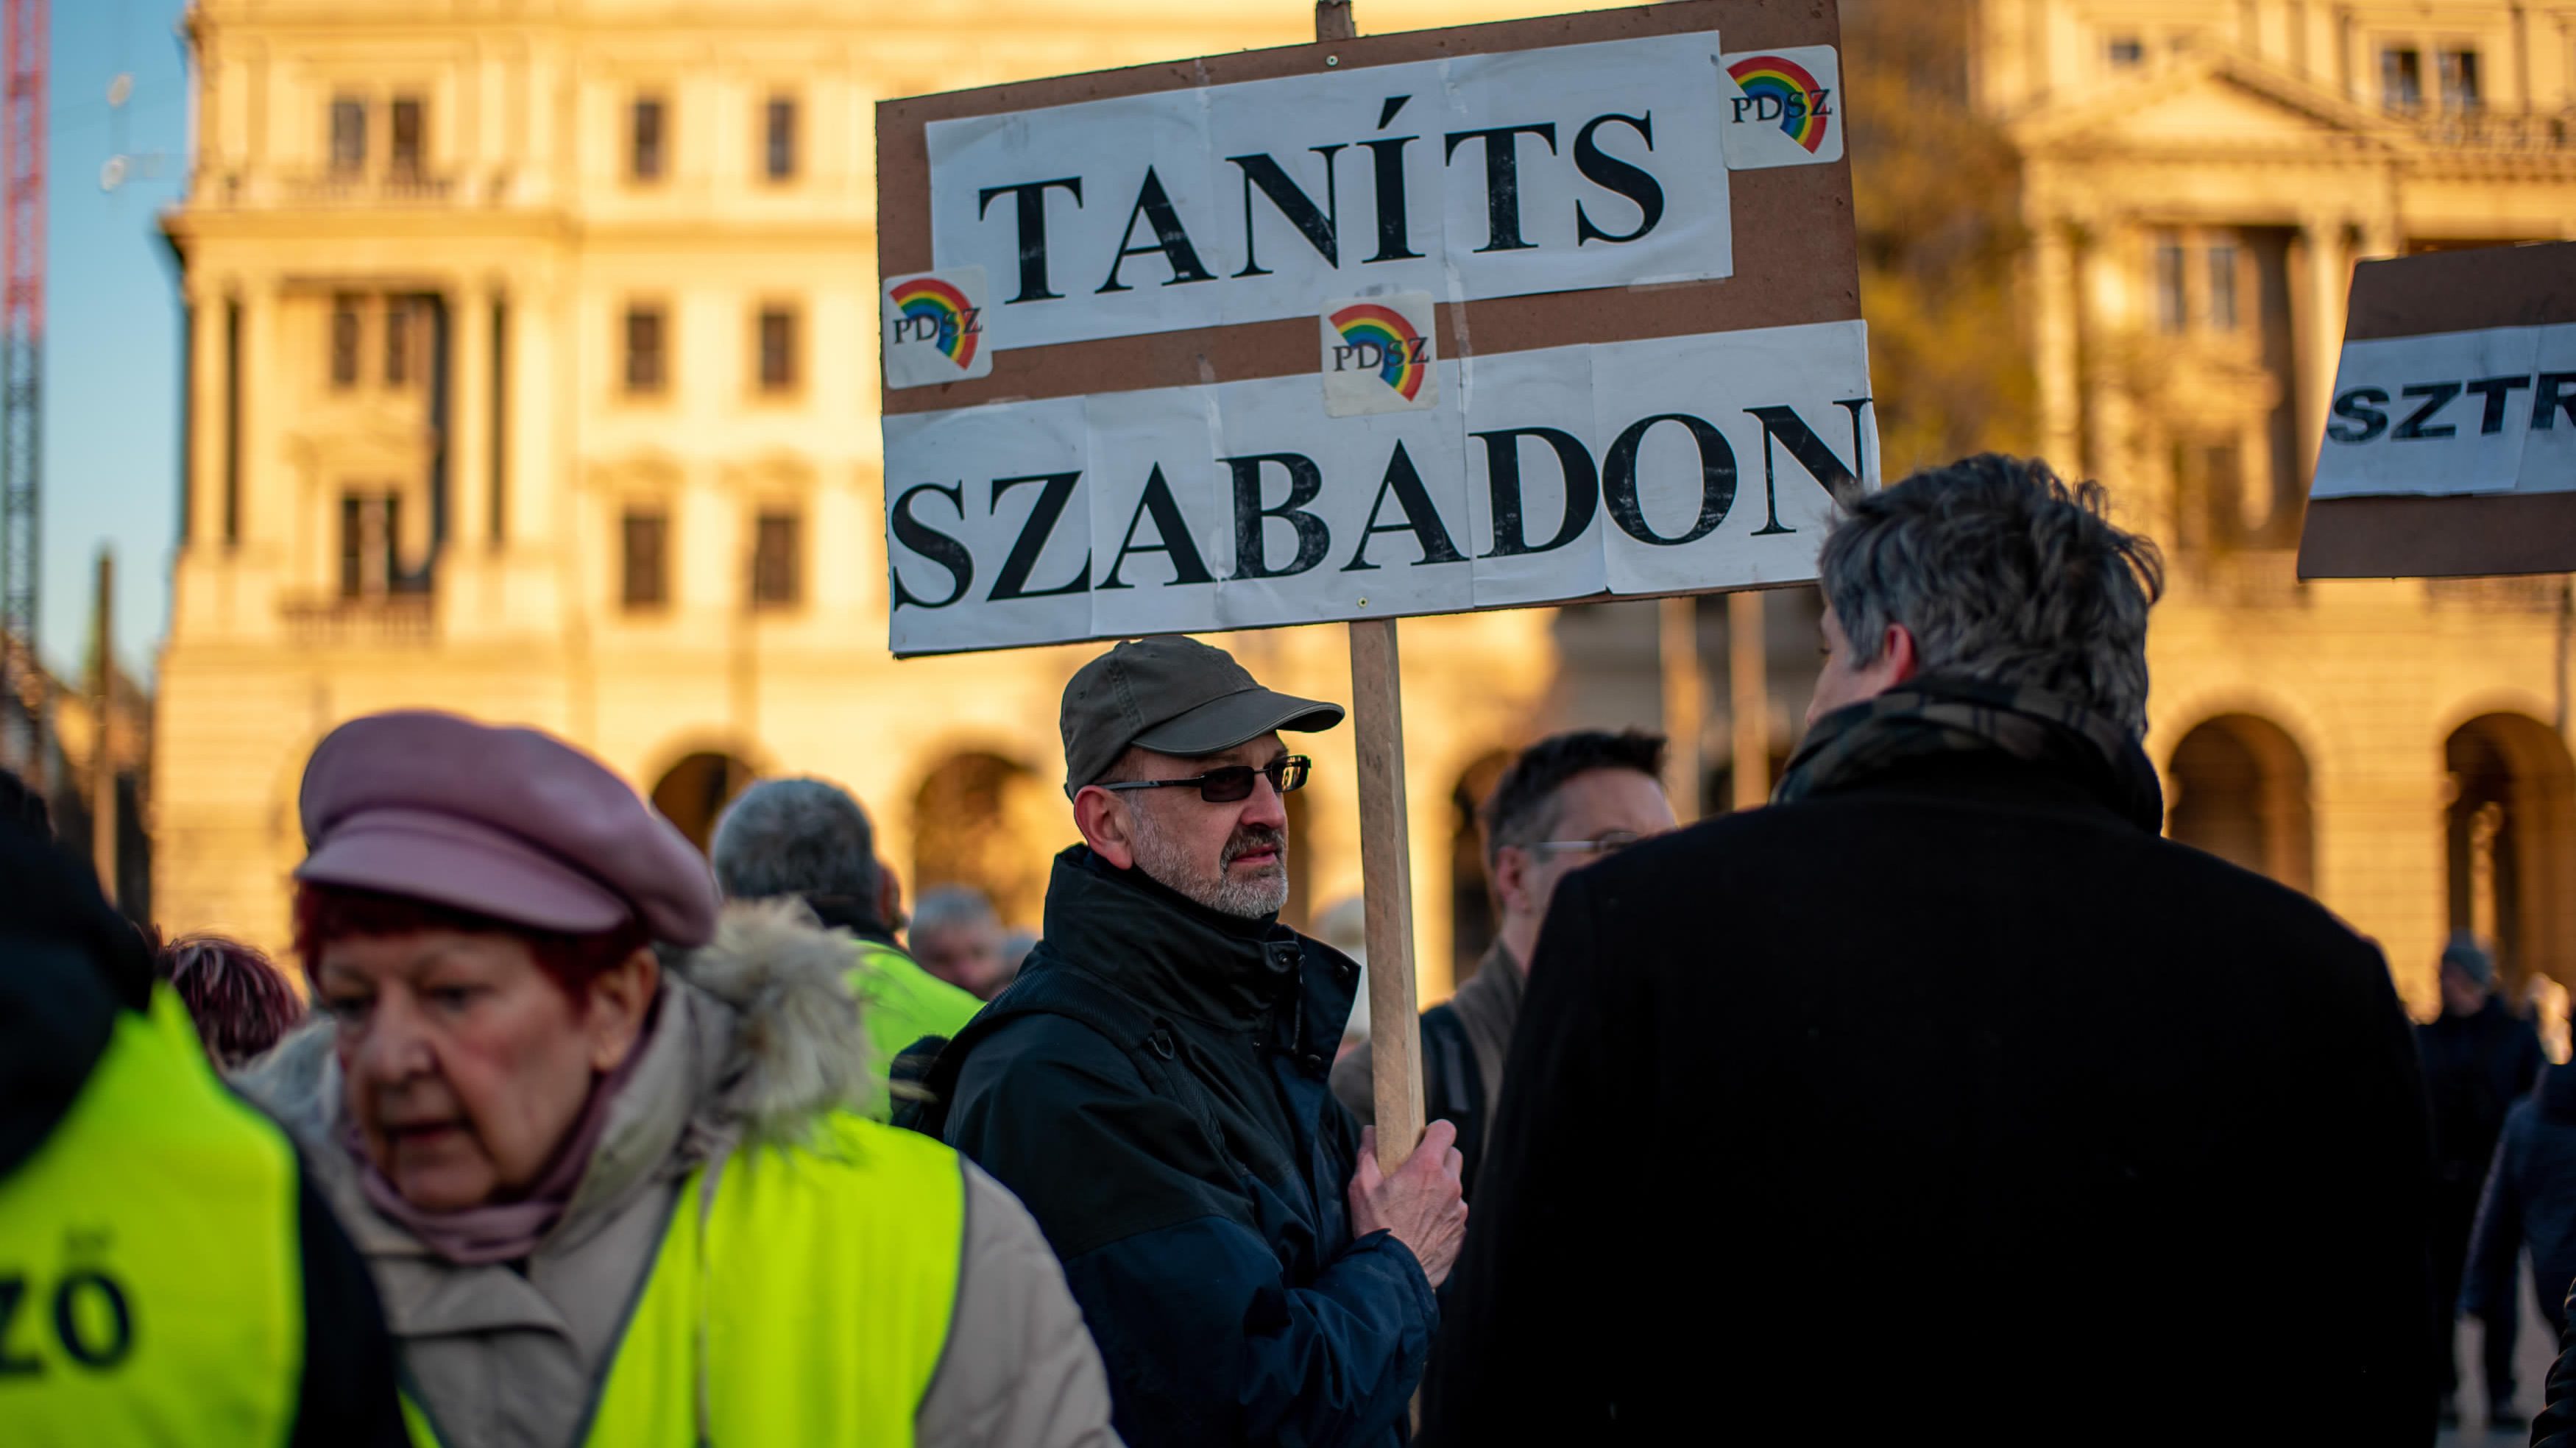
top-left (154, 0), bottom-right (1565, 991)
top-left (4, 628), bottom-right (152, 915)
top-left (1979, 0), bottom-right (2576, 1008)
top-left (155, 0), bottom-right (2576, 1012)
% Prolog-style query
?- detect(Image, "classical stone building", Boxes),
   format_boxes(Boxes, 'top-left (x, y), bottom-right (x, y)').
top-left (1976, 0), bottom-right (2576, 1009)
top-left (155, 0), bottom-right (2576, 1014)
top-left (153, 0), bottom-right (1568, 993)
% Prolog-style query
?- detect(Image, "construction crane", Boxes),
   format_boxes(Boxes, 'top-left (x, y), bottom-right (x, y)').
top-left (0, 0), bottom-right (42, 778)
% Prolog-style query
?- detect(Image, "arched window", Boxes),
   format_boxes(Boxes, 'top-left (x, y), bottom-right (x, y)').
top-left (2166, 714), bottom-right (2315, 893)
top-left (651, 751), bottom-right (756, 854)
top-left (912, 752), bottom-right (1061, 930)
top-left (2446, 714), bottom-right (2576, 987)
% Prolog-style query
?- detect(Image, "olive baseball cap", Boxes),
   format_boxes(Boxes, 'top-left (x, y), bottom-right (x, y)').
top-left (1061, 637), bottom-right (1345, 796)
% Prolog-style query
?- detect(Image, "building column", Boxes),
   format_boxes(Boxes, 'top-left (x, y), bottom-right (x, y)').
top-left (439, 282), bottom-right (494, 635)
top-left (2296, 214), bottom-right (2349, 488)
top-left (233, 280), bottom-right (275, 555)
top-left (449, 281), bottom-right (492, 561)
top-left (181, 280), bottom-right (228, 556)
top-left (505, 274), bottom-right (561, 551)
top-left (2076, 221), bottom-right (2132, 489)
top-left (2032, 217), bottom-right (2081, 472)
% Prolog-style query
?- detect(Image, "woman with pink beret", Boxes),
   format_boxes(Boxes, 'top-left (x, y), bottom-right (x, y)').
top-left (240, 709), bottom-right (1118, 1448)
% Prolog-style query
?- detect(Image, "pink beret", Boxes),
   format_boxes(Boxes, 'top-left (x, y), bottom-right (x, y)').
top-left (295, 711), bottom-right (718, 948)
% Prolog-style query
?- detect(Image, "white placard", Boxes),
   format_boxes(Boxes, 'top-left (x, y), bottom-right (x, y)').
top-left (882, 267), bottom-right (997, 388)
top-left (885, 321), bottom-right (1877, 656)
top-left (2311, 322), bottom-right (2576, 498)
top-left (1719, 46), bottom-right (1845, 169)
top-left (924, 33), bottom-right (1735, 352)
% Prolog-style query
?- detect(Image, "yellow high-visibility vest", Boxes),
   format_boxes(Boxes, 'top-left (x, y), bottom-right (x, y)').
top-left (0, 990), bottom-right (302, 1447)
top-left (404, 1112), bottom-right (966, 1447)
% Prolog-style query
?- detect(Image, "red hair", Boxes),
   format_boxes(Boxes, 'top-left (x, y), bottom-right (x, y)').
top-left (291, 882), bottom-right (652, 999)
top-left (158, 933), bottom-right (304, 1068)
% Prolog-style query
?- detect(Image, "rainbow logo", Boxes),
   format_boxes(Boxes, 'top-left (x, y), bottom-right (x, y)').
top-left (1328, 303), bottom-right (1429, 402)
top-left (889, 276), bottom-right (980, 369)
top-left (1727, 54), bottom-right (1830, 153)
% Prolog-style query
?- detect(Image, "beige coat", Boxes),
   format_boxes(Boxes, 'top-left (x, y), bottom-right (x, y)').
top-left (242, 900), bottom-right (1119, 1448)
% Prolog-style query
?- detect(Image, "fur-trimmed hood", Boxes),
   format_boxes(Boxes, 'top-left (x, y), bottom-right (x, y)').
top-left (238, 897), bottom-right (876, 1248)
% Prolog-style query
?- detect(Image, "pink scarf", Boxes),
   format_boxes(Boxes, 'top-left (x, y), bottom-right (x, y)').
top-left (345, 1016), bottom-right (656, 1267)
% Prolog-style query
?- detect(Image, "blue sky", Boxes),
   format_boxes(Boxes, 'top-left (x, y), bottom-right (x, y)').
top-left (40, 0), bottom-right (187, 680)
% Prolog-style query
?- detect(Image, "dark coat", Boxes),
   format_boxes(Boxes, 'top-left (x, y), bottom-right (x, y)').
top-left (935, 847), bottom-right (1432, 1448)
top-left (1422, 748), bottom-right (2434, 1446)
top-left (2468, 1064), bottom-right (2576, 1330)
top-left (2418, 998), bottom-right (2545, 1196)
top-left (1331, 941), bottom-right (1522, 1200)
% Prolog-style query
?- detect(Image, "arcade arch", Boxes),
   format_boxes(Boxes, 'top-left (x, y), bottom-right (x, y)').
top-left (2165, 713), bottom-right (2315, 894)
top-left (2445, 714), bottom-right (2576, 987)
top-left (651, 750), bottom-right (757, 854)
top-left (911, 750), bottom-right (1064, 931)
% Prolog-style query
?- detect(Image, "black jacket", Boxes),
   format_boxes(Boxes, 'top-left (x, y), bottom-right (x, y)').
top-left (2470, 1063), bottom-right (2576, 1331)
top-left (2419, 998), bottom-right (2545, 1196)
top-left (0, 819), bottom-right (408, 1447)
top-left (932, 847), bottom-right (1432, 1448)
top-left (1423, 745), bottom-right (2433, 1445)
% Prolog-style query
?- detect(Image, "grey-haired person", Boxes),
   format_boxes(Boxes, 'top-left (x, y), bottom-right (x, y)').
top-left (709, 777), bottom-right (983, 1115)
top-left (1425, 455), bottom-right (2433, 1446)
top-left (1331, 728), bottom-right (1674, 1198)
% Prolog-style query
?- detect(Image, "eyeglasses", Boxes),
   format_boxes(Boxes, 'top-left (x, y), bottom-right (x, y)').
top-left (1100, 755), bottom-right (1312, 803)
top-left (1524, 831), bottom-right (1646, 858)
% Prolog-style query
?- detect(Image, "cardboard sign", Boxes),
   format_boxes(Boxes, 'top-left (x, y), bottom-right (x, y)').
top-left (876, 0), bottom-right (1867, 656)
top-left (2299, 241), bottom-right (2576, 578)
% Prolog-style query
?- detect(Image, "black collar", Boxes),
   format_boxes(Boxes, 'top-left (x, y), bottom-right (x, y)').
top-left (1039, 845), bottom-right (1315, 1033)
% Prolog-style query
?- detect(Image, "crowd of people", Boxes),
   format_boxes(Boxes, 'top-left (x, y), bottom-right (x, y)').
top-left (3, 451), bottom-right (2571, 1445)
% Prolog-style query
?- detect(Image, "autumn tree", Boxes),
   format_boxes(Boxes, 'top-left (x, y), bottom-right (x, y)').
top-left (1842, 0), bottom-right (2036, 476)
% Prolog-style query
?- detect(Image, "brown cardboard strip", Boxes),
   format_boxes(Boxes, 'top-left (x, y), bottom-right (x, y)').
top-left (882, 160), bottom-right (1859, 414)
top-left (2296, 492), bottom-right (2576, 578)
top-left (2343, 241), bottom-right (2576, 341)
top-left (874, 0), bottom-right (1856, 414)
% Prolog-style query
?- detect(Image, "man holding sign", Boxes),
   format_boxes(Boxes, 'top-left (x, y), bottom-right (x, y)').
top-left (915, 637), bottom-right (1466, 1448)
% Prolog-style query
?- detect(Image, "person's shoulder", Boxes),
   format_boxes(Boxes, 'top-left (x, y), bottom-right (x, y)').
top-left (859, 943), bottom-right (983, 1037)
top-left (952, 1009), bottom-right (1147, 1112)
top-left (2134, 835), bottom-right (2375, 954)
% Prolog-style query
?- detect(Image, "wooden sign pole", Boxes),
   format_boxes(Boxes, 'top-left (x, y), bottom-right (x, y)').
top-left (1349, 618), bottom-right (1426, 1175)
top-left (1320, 0), bottom-right (1423, 1181)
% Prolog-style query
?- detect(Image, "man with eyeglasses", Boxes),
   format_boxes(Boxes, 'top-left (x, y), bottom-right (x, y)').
top-left (1332, 728), bottom-right (1673, 1198)
top-left (914, 636), bottom-right (1467, 1448)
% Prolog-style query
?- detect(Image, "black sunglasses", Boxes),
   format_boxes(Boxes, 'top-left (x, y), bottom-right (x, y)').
top-left (1100, 755), bottom-right (1312, 803)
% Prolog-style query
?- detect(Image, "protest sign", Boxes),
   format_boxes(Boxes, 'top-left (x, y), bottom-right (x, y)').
top-left (877, 0), bottom-right (1872, 657)
top-left (2299, 240), bottom-right (2576, 578)
top-left (878, 0), bottom-right (1863, 1166)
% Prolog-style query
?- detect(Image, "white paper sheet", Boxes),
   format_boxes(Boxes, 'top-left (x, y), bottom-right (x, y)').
top-left (2310, 322), bottom-right (2576, 499)
top-left (885, 320), bottom-right (1876, 656)
top-left (924, 32), bottom-right (1735, 352)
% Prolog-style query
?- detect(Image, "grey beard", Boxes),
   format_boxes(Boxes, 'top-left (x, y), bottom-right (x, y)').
top-left (1130, 812), bottom-right (1291, 920)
